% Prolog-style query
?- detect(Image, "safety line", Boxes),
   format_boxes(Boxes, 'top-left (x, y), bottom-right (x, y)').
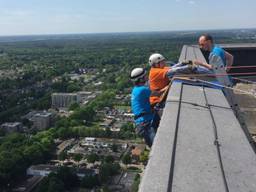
top-left (173, 76), bottom-right (255, 98)
top-left (227, 65), bottom-right (256, 69)
top-left (173, 71), bottom-right (256, 78)
top-left (234, 76), bottom-right (256, 79)
top-left (193, 79), bottom-right (256, 98)
top-left (168, 83), bottom-right (183, 192)
top-left (171, 75), bottom-right (256, 98)
top-left (232, 77), bottom-right (256, 84)
top-left (203, 87), bottom-right (230, 192)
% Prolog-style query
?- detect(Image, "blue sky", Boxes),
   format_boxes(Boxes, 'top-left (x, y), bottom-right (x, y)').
top-left (0, 0), bottom-right (255, 36)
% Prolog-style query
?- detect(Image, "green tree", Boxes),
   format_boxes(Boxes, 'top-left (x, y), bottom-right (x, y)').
top-left (37, 173), bottom-right (65, 192)
top-left (139, 149), bottom-right (149, 164)
top-left (99, 163), bottom-right (120, 183)
top-left (70, 105), bottom-right (95, 122)
top-left (69, 103), bottom-right (80, 111)
top-left (55, 118), bottom-right (70, 128)
top-left (56, 166), bottom-right (79, 190)
top-left (67, 83), bottom-right (80, 92)
top-left (119, 122), bottom-right (135, 139)
top-left (0, 129), bottom-right (5, 136)
top-left (47, 177), bottom-right (65, 192)
top-left (122, 154), bottom-right (131, 165)
top-left (86, 153), bottom-right (99, 163)
top-left (104, 155), bottom-right (114, 163)
top-left (81, 175), bottom-right (99, 189)
top-left (111, 143), bottom-right (118, 152)
top-left (58, 151), bottom-right (67, 161)
top-left (56, 127), bottom-right (73, 139)
top-left (23, 144), bottom-right (44, 164)
top-left (73, 153), bottom-right (83, 162)
top-left (131, 173), bottom-right (141, 192)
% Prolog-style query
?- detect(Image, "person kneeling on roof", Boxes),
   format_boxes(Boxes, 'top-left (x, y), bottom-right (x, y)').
top-left (148, 53), bottom-right (212, 109)
top-left (130, 68), bottom-right (160, 147)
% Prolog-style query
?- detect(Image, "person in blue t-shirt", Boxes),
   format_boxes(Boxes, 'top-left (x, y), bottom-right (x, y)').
top-left (130, 67), bottom-right (160, 147)
top-left (196, 34), bottom-right (234, 71)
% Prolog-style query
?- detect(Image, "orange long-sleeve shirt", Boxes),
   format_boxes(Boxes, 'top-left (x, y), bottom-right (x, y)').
top-left (149, 67), bottom-right (170, 105)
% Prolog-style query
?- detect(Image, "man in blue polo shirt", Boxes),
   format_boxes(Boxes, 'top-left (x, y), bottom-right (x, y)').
top-left (130, 67), bottom-right (160, 147)
top-left (198, 34), bottom-right (234, 71)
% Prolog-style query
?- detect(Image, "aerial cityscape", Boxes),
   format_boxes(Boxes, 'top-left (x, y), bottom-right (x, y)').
top-left (0, 28), bottom-right (256, 191)
top-left (1, 1), bottom-right (256, 191)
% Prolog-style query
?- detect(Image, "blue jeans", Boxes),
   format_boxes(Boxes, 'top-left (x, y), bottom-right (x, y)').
top-left (136, 122), bottom-right (156, 147)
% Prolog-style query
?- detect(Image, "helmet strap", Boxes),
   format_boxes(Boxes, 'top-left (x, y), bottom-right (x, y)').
top-left (135, 76), bottom-right (146, 84)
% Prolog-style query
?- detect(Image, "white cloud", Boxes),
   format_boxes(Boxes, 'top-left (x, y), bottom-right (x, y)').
top-left (174, 0), bottom-right (196, 5)
top-left (188, 0), bottom-right (196, 5)
top-left (1, 9), bottom-right (33, 17)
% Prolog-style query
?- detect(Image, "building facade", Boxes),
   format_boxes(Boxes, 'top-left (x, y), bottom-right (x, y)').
top-left (51, 93), bottom-right (81, 108)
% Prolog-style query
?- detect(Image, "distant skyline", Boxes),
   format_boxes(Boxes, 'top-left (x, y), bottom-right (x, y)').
top-left (0, 0), bottom-right (256, 36)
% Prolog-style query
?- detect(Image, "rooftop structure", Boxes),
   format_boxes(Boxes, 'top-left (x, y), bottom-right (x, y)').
top-left (139, 44), bottom-right (256, 192)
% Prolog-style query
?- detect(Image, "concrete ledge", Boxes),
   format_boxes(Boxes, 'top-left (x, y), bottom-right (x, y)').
top-left (139, 46), bottom-right (256, 192)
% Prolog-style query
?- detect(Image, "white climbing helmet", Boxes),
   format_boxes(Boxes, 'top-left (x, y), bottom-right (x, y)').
top-left (148, 53), bottom-right (165, 66)
top-left (130, 68), bottom-right (146, 82)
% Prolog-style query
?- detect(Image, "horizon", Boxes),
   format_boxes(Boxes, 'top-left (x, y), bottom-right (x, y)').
top-left (0, 27), bottom-right (255, 38)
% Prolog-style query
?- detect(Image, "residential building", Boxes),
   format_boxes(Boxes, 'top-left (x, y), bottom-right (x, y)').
top-left (22, 111), bottom-right (54, 130)
top-left (27, 164), bottom-right (96, 178)
top-left (1, 122), bottom-right (23, 133)
top-left (51, 93), bottom-right (81, 108)
top-left (30, 112), bottom-right (52, 130)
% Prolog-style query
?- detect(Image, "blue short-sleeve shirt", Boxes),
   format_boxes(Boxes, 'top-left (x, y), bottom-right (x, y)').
top-left (211, 46), bottom-right (226, 66)
top-left (131, 85), bottom-right (153, 124)
top-left (210, 45), bottom-right (233, 85)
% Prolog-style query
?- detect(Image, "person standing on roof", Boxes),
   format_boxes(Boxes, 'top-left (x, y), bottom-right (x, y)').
top-left (130, 67), bottom-right (159, 147)
top-left (196, 34), bottom-right (234, 71)
top-left (148, 53), bottom-right (212, 107)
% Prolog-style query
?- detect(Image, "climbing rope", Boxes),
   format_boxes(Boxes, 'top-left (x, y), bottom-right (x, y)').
top-left (232, 76), bottom-right (256, 84)
top-left (227, 65), bottom-right (256, 69)
top-left (173, 71), bottom-right (256, 78)
top-left (202, 86), bottom-right (230, 192)
top-left (183, 78), bottom-right (256, 98)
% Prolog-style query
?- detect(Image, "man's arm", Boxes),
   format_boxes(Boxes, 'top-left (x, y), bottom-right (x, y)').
top-left (166, 65), bottom-right (193, 78)
top-left (225, 51), bottom-right (234, 72)
top-left (193, 60), bottom-right (213, 69)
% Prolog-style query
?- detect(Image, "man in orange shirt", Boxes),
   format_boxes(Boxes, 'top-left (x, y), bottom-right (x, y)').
top-left (148, 53), bottom-right (212, 107)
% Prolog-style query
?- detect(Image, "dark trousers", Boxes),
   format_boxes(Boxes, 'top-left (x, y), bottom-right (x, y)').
top-left (136, 122), bottom-right (156, 147)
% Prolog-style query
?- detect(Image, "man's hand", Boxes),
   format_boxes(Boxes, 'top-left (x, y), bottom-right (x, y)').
top-left (181, 60), bottom-right (197, 71)
top-left (193, 60), bottom-right (213, 70)
top-left (181, 60), bottom-right (193, 65)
